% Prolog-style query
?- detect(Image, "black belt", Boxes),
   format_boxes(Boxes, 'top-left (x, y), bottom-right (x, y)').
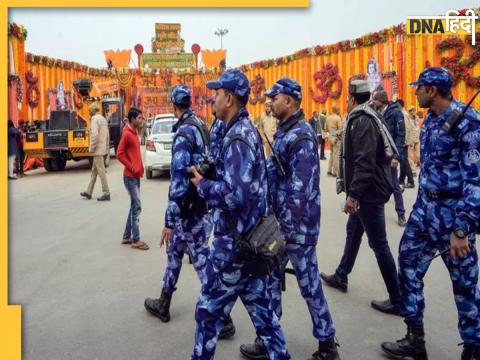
top-left (424, 190), bottom-right (461, 200)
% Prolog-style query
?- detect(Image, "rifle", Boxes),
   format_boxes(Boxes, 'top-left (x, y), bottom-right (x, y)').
top-left (263, 132), bottom-right (286, 177)
top-left (419, 243), bottom-right (475, 265)
top-left (442, 89), bottom-right (480, 133)
top-left (419, 247), bottom-right (450, 265)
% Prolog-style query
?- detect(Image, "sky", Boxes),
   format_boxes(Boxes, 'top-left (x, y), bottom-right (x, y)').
top-left (9, 0), bottom-right (478, 69)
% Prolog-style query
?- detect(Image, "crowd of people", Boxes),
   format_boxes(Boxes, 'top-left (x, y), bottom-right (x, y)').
top-left (101, 67), bottom-right (479, 360)
top-left (10, 65), bottom-right (480, 359)
top-left (256, 89), bottom-right (424, 224)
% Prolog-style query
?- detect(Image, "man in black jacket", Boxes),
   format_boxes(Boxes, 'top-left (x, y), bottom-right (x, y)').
top-left (308, 110), bottom-right (326, 159)
top-left (372, 91), bottom-right (407, 227)
top-left (320, 80), bottom-right (401, 316)
top-left (318, 110), bottom-right (327, 160)
top-left (8, 120), bottom-right (20, 180)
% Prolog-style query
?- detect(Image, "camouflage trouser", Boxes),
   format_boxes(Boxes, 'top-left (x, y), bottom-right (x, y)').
top-left (161, 216), bottom-right (212, 295)
top-left (190, 254), bottom-right (291, 360)
top-left (399, 194), bottom-right (480, 345)
top-left (271, 243), bottom-right (336, 342)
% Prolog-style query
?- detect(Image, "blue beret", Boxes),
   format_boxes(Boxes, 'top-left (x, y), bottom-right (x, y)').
top-left (265, 77), bottom-right (302, 101)
top-left (206, 69), bottom-right (250, 99)
top-left (171, 85), bottom-right (192, 106)
top-left (409, 67), bottom-right (453, 89)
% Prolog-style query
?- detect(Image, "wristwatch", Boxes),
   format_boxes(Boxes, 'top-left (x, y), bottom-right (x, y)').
top-left (454, 228), bottom-right (467, 239)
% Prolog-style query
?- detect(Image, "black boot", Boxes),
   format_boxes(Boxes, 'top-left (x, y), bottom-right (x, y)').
top-left (461, 343), bottom-right (480, 360)
top-left (219, 315), bottom-right (236, 340)
top-left (144, 289), bottom-right (172, 323)
top-left (239, 337), bottom-right (268, 359)
top-left (308, 338), bottom-right (340, 360)
top-left (381, 320), bottom-right (427, 359)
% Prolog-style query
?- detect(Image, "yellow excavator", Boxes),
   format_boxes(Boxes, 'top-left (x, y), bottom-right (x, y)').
top-left (23, 79), bottom-right (124, 171)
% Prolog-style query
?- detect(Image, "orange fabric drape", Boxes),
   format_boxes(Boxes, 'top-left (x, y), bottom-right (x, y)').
top-left (201, 50), bottom-right (226, 69)
top-left (8, 81), bottom-right (19, 125)
top-left (10, 23), bottom-right (480, 124)
top-left (104, 50), bottom-right (131, 68)
top-left (242, 32), bottom-right (480, 120)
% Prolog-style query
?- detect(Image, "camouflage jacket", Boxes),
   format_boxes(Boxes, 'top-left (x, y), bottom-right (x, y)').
top-left (267, 109), bottom-right (321, 245)
top-left (198, 108), bottom-right (269, 262)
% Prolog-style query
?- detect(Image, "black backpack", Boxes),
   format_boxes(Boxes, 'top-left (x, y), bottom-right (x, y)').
top-left (173, 116), bottom-right (211, 220)
top-left (174, 116), bottom-right (211, 149)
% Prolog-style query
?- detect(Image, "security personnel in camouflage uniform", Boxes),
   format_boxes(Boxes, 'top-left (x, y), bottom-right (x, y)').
top-left (240, 78), bottom-right (339, 360)
top-left (209, 98), bottom-right (238, 339)
top-left (144, 85), bottom-right (234, 338)
top-left (189, 70), bottom-right (291, 360)
top-left (382, 67), bottom-right (480, 360)
top-left (208, 111), bottom-right (226, 162)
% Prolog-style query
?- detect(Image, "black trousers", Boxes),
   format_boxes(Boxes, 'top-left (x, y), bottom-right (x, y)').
top-left (318, 135), bottom-right (326, 159)
top-left (399, 151), bottom-right (414, 185)
top-left (16, 147), bottom-right (25, 174)
top-left (336, 202), bottom-right (401, 304)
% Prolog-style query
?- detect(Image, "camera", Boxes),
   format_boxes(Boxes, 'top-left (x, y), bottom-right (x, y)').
top-left (187, 158), bottom-right (216, 180)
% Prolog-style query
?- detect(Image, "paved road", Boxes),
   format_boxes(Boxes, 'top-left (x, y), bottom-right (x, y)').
top-left (9, 152), bottom-right (473, 360)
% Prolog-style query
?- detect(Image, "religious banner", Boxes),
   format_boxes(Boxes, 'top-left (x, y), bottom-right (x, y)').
top-left (152, 23), bottom-right (185, 53)
top-left (349, 59), bottom-right (398, 101)
top-left (47, 88), bottom-right (73, 114)
top-left (95, 81), bottom-right (120, 96)
top-left (137, 86), bottom-right (172, 116)
top-left (141, 53), bottom-right (195, 69)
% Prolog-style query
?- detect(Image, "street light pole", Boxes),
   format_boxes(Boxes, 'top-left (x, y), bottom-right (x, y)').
top-left (214, 28), bottom-right (229, 50)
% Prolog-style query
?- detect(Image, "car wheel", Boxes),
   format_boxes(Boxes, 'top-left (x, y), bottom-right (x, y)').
top-left (146, 169), bottom-right (153, 179)
top-left (43, 158), bottom-right (54, 172)
top-left (55, 158), bottom-right (67, 171)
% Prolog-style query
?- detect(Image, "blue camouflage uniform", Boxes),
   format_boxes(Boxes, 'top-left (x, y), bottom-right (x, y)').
top-left (399, 68), bottom-right (480, 346)
top-left (265, 78), bottom-right (336, 343)
top-left (381, 99), bottom-right (407, 218)
top-left (162, 85), bottom-right (211, 295)
top-left (190, 70), bottom-right (291, 360)
top-left (205, 117), bottom-right (226, 238)
top-left (208, 117), bottom-right (226, 162)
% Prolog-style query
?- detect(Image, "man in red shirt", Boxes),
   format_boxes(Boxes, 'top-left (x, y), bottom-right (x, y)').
top-left (116, 107), bottom-right (149, 250)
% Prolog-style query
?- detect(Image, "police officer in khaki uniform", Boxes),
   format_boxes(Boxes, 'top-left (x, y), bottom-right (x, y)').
top-left (325, 105), bottom-right (342, 176)
top-left (260, 98), bottom-right (278, 157)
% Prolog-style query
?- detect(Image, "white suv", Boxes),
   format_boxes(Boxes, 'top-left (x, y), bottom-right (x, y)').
top-left (145, 115), bottom-right (177, 179)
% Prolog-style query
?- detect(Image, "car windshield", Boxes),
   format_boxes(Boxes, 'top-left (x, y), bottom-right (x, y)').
top-left (152, 120), bottom-right (176, 134)
top-left (103, 102), bottom-right (122, 125)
